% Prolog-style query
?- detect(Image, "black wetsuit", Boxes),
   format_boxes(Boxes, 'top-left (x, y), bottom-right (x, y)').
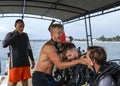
top-left (2, 31), bottom-right (34, 69)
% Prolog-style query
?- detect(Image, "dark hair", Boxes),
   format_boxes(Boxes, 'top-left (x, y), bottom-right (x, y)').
top-left (49, 24), bottom-right (63, 32)
top-left (88, 46), bottom-right (107, 65)
top-left (14, 19), bottom-right (24, 27)
top-left (61, 42), bottom-right (76, 55)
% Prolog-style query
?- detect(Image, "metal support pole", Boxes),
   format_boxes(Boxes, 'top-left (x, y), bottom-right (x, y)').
top-left (22, 0), bottom-right (26, 19)
top-left (88, 15), bottom-right (93, 46)
top-left (84, 16), bottom-right (89, 48)
top-left (84, 15), bottom-right (93, 48)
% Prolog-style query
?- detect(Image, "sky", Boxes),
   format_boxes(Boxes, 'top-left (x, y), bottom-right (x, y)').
top-left (0, 10), bottom-right (120, 40)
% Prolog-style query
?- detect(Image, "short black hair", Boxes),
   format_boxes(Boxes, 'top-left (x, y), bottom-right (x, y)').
top-left (14, 19), bottom-right (24, 27)
top-left (61, 42), bottom-right (76, 54)
top-left (88, 46), bottom-right (107, 65)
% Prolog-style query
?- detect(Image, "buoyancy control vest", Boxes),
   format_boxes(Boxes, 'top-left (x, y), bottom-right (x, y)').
top-left (90, 62), bottom-right (120, 86)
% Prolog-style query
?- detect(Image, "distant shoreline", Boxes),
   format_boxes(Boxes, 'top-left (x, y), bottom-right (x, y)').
top-left (0, 40), bottom-right (120, 42)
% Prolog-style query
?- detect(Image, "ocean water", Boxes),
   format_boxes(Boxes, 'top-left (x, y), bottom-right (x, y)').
top-left (0, 41), bottom-right (120, 75)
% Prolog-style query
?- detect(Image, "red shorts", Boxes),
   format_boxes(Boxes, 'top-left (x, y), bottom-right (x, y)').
top-left (9, 66), bottom-right (32, 82)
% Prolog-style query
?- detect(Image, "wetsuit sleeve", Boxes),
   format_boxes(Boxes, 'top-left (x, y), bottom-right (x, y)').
top-left (28, 47), bottom-right (34, 61)
top-left (98, 76), bottom-right (113, 86)
top-left (2, 31), bottom-right (19, 48)
top-left (27, 36), bottom-right (34, 61)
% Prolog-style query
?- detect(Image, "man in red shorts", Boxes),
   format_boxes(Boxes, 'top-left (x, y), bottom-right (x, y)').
top-left (2, 19), bottom-right (35, 86)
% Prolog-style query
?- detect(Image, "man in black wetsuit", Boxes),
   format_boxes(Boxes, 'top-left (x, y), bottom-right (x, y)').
top-left (2, 19), bottom-right (35, 86)
top-left (85, 46), bottom-right (116, 86)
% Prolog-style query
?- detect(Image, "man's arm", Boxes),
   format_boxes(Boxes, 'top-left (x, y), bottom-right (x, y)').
top-left (98, 76), bottom-right (112, 86)
top-left (27, 35), bottom-right (35, 69)
top-left (28, 48), bottom-right (35, 69)
top-left (46, 45), bottom-right (85, 69)
top-left (2, 31), bottom-right (19, 48)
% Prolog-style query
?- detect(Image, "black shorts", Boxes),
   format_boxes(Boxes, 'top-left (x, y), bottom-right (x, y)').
top-left (32, 71), bottom-right (58, 86)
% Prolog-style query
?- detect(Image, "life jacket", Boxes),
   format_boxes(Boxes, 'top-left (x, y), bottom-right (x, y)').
top-left (90, 62), bottom-right (120, 86)
top-left (55, 64), bottom-right (89, 86)
top-left (53, 63), bottom-right (89, 86)
top-left (68, 64), bottom-right (88, 86)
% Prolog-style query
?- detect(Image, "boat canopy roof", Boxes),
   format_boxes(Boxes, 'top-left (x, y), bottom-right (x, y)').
top-left (0, 0), bottom-right (120, 23)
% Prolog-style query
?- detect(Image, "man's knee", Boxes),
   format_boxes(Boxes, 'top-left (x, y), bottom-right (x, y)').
top-left (9, 82), bottom-right (17, 86)
top-left (22, 79), bottom-right (28, 86)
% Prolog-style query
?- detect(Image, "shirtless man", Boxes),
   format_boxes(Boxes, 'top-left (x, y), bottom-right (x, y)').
top-left (32, 23), bottom-right (85, 86)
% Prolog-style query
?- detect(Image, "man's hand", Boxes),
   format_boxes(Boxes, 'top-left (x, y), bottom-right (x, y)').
top-left (79, 56), bottom-right (86, 65)
top-left (31, 61), bottom-right (35, 69)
